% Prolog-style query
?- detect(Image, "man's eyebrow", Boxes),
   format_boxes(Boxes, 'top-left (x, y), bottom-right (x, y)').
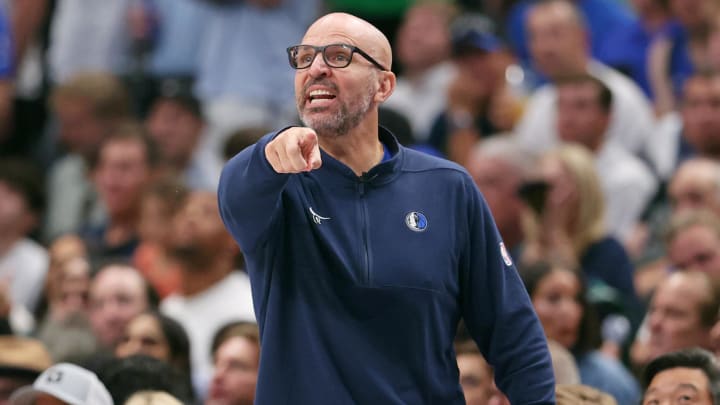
top-left (676, 383), bottom-right (700, 392)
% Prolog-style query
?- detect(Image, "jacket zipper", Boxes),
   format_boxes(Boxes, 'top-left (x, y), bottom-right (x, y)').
top-left (358, 178), bottom-right (371, 285)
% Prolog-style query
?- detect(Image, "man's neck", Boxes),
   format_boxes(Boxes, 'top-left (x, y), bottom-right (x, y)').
top-left (319, 120), bottom-right (385, 176)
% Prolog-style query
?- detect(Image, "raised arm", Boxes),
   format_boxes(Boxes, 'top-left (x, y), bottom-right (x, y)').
top-left (218, 126), bottom-right (321, 253)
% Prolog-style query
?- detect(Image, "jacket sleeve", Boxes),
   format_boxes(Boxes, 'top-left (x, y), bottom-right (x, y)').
top-left (460, 180), bottom-right (556, 404)
top-left (218, 130), bottom-right (292, 254)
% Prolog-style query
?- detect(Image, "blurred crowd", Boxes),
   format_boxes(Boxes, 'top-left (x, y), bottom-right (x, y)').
top-left (1, 0), bottom-right (720, 404)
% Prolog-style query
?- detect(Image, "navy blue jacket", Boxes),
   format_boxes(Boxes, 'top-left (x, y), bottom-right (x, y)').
top-left (218, 127), bottom-right (555, 404)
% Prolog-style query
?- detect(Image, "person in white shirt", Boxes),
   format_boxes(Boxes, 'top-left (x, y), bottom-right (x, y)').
top-left (160, 190), bottom-right (254, 401)
top-left (514, 0), bottom-right (655, 158)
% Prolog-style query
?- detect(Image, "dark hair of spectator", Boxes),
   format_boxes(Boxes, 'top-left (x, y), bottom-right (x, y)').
top-left (223, 127), bottom-right (271, 161)
top-left (519, 260), bottom-right (601, 355)
top-left (0, 158), bottom-right (45, 218)
top-left (210, 321), bottom-right (260, 357)
top-left (643, 347), bottom-right (720, 404)
top-left (88, 121), bottom-right (161, 170)
top-left (555, 73), bottom-right (613, 112)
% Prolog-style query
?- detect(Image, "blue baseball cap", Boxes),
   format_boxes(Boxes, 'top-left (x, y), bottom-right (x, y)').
top-left (451, 14), bottom-right (501, 55)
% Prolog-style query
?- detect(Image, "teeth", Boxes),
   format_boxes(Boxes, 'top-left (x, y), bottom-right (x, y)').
top-left (309, 89), bottom-right (333, 97)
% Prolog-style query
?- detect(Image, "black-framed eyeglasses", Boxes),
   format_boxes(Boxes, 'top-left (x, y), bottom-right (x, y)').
top-left (286, 43), bottom-right (389, 71)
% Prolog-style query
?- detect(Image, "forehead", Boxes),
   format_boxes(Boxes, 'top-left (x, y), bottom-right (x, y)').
top-left (649, 367), bottom-right (710, 393)
top-left (302, 18), bottom-right (370, 49)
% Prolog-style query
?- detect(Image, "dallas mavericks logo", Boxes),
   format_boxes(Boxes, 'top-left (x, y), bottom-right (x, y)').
top-left (308, 207), bottom-right (330, 225)
top-left (405, 212), bottom-right (428, 232)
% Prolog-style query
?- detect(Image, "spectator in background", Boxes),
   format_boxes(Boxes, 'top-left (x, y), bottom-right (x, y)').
top-left (465, 137), bottom-right (536, 262)
top-left (668, 159), bottom-right (720, 216)
top-left (222, 127), bottom-right (272, 162)
top-left (455, 338), bottom-right (510, 405)
top-left (0, 337), bottom-right (52, 402)
top-left (145, 80), bottom-right (222, 191)
top-left (195, 0), bottom-right (319, 155)
top-left (520, 260), bottom-right (641, 405)
top-left (98, 354), bottom-right (194, 405)
top-left (555, 384), bottom-right (617, 405)
top-left (133, 177), bottom-right (188, 299)
top-left (666, 210), bottom-right (720, 281)
top-left (646, 72), bottom-right (720, 182)
top-left (381, 2), bottom-right (456, 143)
top-left (599, 0), bottom-right (672, 99)
top-left (206, 321), bottom-right (260, 405)
top-left (45, 72), bottom-right (131, 242)
top-left (115, 311), bottom-right (193, 399)
top-left (648, 0), bottom-right (718, 115)
top-left (83, 122), bottom-right (159, 265)
top-left (513, 0), bottom-right (654, 158)
top-left (521, 145), bottom-right (640, 314)
top-left (632, 271), bottom-right (719, 369)
top-left (553, 74), bottom-right (656, 243)
top-left (505, 0), bottom-right (635, 89)
top-left (89, 263), bottom-right (157, 352)
top-left (427, 13), bottom-right (518, 166)
top-left (10, 362), bottom-right (113, 405)
top-left (160, 191), bottom-right (254, 399)
top-left (0, 159), bottom-right (47, 334)
top-left (47, 0), bottom-right (133, 83)
top-left (641, 348), bottom-right (720, 405)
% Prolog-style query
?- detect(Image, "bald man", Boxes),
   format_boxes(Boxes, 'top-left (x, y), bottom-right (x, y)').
top-left (218, 13), bottom-right (555, 404)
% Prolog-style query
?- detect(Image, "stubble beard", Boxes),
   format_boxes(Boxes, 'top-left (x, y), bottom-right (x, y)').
top-left (298, 79), bottom-right (376, 139)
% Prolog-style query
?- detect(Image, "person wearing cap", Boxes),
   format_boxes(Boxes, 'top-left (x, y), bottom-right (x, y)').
top-left (10, 362), bottom-right (113, 405)
top-left (0, 337), bottom-right (52, 402)
top-left (426, 14), bottom-right (521, 167)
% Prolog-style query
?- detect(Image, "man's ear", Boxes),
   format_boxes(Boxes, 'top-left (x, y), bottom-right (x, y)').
top-left (374, 71), bottom-right (396, 103)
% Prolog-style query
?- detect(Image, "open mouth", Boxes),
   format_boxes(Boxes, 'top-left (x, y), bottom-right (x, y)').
top-left (307, 89), bottom-right (336, 105)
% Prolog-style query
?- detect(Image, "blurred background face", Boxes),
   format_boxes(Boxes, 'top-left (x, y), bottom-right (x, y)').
top-left (531, 269), bottom-right (583, 349)
top-left (681, 77), bottom-right (720, 156)
top-left (146, 100), bottom-right (203, 167)
top-left (54, 98), bottom-right (105, 156)
top-left (457, 353), bottom-right (508, 405)
top-left (138, 194), bottom-right (174, 245)
top-left (0, 181), bottom-right (33, 236)
top-left (556, 82), bottom-right (609, 149)
top-left (170, 192), bottom-right (230, 259)
top-left (643, 368), bottom-right (713, 405)
top-left (395, 4), bottom-right (451, 71)
top-left (89, 266), bottom-right (148, 348)
top-left (647, 274), bottom-right (712, 359)
top-left (670, 0), bottom-right (711, 29)
top-left (469, 156), bottom-right (525, 244)
top-left (94, 139), bottom-right (152, 218)
top-left (668, 165), bottom-right (720, 216)
top-left (116, 313), bottom-right (170, 362)
top-left (668, 225), bottom-right (720, 279)
top-left (540, 157), bottom-right (580, 226)
top-left (527, 4), bottom-right (585, 79)
top-left (207, 336), bottom-right (259, 405)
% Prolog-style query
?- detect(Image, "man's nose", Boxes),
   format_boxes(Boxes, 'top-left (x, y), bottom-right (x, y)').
top-left (308, 52), bottom-right (331, 77)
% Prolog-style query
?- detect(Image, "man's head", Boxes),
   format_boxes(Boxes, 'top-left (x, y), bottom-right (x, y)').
top-left (10, 363), bottom-right (113, 405)
top-left (145, 80), bottom-right (205, 169)
top-left (681, 73), bottom-right (720, 159)
top-left (466, 137), bottom-right (536, 249)
top-left (555, 74), bottom-right (613, 152)
top-left (454, 339), bottom-right (509, 405)
top-left (669, 0), bottom-right (716, 31)
top-left (0, 159), bottom-right (44, 240)
top-left (450, 14), bottom-right (504, 97)
top-left (89, 264), bottom-right (153, 349)
top-left (50, 72), bottom-right (131, 158)
top-left (669, 159), bottom-right (720, 216)
top-left (207, 322), bottom-right (260, 405)
top-left (169, 191), bottom-right (238, 268)
top-left (647, 271), bottom-right (719, 360)
top-left (527, 0), bottom-right (589, 80)
top-left (395, 3), bottom-right (454, 74)
top-left (290, 13), bottom-right (396, 138)
top-left (92, 122), bottom-right (159, 221)
top-left (666, 210), bottom-right (720, 281)
top-left (642, 347), bottom-right (720, 405)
